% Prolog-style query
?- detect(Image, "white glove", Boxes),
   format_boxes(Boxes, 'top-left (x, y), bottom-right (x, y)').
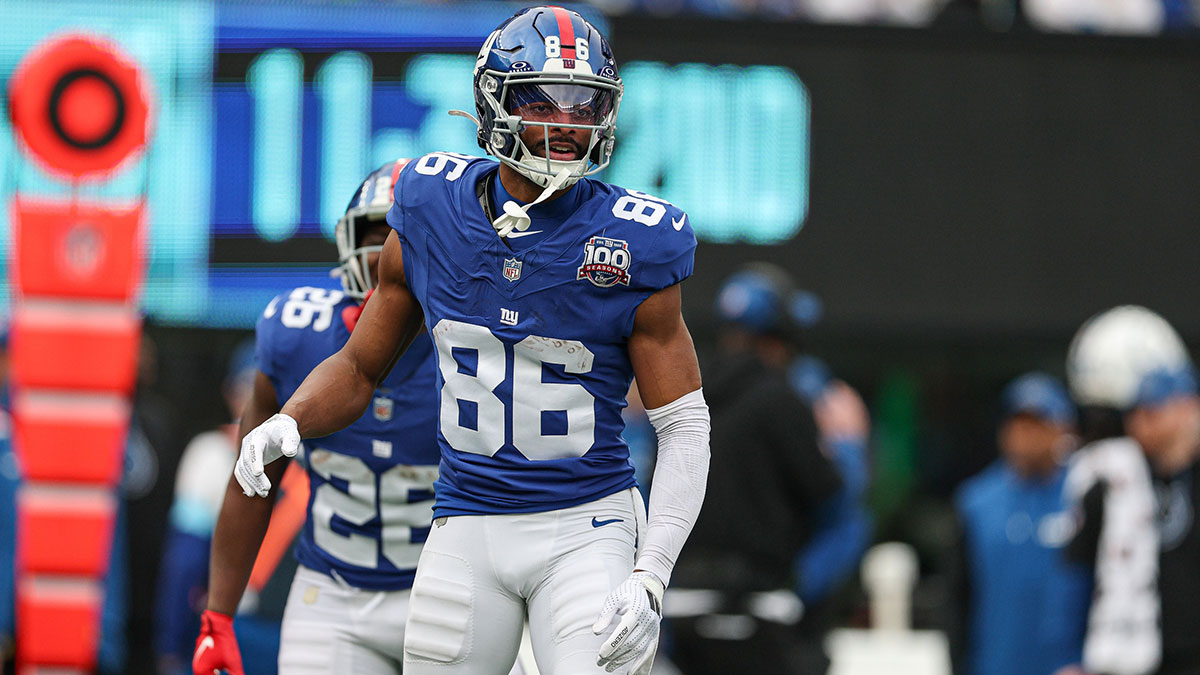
top-left (592, 571), bottom-right (664, 674)
top-left (234, 413), bottom-right (300, 498)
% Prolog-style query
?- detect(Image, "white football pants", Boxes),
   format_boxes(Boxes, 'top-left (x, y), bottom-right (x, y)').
top-left (403, 488), bottom-right (647, 674)
top-left (278, 565), bottom-right (410, 674)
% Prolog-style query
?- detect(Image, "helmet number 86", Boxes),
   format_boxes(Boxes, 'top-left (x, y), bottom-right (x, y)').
top-left (544, 36), bottom-right (589, 60)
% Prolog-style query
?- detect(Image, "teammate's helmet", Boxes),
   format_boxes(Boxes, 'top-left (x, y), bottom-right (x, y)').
top-left (472, 7), bottom-right (621, 189)
top-left (335, 159), bottom-right (410, 300)
top-left (1067, 305), bottom-right (1192, 409)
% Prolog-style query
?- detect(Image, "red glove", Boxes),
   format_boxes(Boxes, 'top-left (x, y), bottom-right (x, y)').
top-left (193, 610), bottom-right (244, 675)
top-left (341, 288), bottom-right (375, 332)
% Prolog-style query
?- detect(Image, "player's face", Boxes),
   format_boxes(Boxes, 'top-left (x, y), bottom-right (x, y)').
top-left (1126, 397), bottom-right (1199, 460)
top-left (513, 102), bottom-right (594, 161)
top-left (999, 414), bottom-right (1065, 476)
top-left (362, 222), bottom-right (391, 285)
top-left (508, 83), bottom-right (610, 162)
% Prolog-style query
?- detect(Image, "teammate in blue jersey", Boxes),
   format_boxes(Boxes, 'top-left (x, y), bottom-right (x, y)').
top-left (234, 7), bottom-right (711, 675)
top-left (196, 159), bottom-right (442, 675)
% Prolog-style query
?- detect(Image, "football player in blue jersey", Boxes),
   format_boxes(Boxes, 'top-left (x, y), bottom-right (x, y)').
top-left (195, 159), bottom-right (443, 675)
top-left (234, 7), bottom-right (711, 675)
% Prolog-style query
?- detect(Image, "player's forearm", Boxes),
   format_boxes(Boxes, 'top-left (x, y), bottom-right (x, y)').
top-left (280, 350), bottom-right (377, 439)
top-left (281, 232), bottom-right (423, 441)
top-left (638, 388), bottom-right (710, 586)
top-left (206, 470), bottom-right (282, 615)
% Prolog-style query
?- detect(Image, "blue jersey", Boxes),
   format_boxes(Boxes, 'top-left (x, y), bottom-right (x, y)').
top-left (255, 283), bottom-right (439, 590)
top-left (956, 461), bottom-right (1091, 675)
top-left (387, 153), bottom-right (696, 516)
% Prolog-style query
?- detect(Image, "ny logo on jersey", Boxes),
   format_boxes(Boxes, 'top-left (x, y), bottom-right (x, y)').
top-left (503, 257), bottom-right (523, 282)
top-left (500, 308), bottom-right (519, 326)
top-left (372, 439), bottom-right (393, 458)
top-left (578, 236), bottom-right (632, 288)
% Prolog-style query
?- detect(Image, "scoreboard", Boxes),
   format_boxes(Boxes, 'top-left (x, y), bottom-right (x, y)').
top-left (0, 1), bottom-right (812, 327)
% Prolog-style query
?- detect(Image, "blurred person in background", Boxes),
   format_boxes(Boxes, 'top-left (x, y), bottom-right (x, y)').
top-left (1065, 306), bottom-right (1200, 675)
top-left (952, 372), bottom-right (1089, 675)
top-left (666, 263), bottom-right (846, 675)
top-left (194, 159), bottom-right (442, 675)
top-left (786, 307), bottom-right (873, 612)
top-left (155, 339), bottom-right (306, 675)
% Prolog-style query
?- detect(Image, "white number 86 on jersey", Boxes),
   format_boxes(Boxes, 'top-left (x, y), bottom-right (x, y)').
top-left (432, 319), bottom-right (596, 461)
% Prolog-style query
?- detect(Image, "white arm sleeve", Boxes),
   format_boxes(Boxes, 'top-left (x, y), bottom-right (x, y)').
top-left (635, 387), bottom-right (710, 587)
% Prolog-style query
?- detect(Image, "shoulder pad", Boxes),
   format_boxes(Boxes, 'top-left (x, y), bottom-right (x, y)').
top-left (592, 187), bottom-right (695, 293)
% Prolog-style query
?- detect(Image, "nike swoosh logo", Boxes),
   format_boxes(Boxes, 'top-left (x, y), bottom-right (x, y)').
top-left (671, 215), bottom-right (686, 231)
top-left (592, 517), bottom-right (624, 528)
top-left (506, 230), bottom-right (544, 239)
top-left (194, 635), bottom-right (214, 665)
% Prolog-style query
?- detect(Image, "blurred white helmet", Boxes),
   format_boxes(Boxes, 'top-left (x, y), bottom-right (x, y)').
top-left (1067, 305), bottom-right (1192, 409)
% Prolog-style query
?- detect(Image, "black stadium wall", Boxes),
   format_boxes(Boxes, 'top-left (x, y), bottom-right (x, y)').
top-left (611, 17), bottom-right (1200, 342)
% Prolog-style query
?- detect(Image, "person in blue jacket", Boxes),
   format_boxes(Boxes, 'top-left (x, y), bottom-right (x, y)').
top-left (954, 372), bottom-right (1090, 675)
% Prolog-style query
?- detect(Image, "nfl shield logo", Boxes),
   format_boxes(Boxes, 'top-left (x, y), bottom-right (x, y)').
top-left (373, 396), bottom-right (393, 421)
top-left (503, 258), bottom-right (523, 282)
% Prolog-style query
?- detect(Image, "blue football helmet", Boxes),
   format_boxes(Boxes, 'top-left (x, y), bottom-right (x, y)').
top-left (335, 158), bottom-right (410, 300)
top-left (470, 6), bottom-right (622, 189)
